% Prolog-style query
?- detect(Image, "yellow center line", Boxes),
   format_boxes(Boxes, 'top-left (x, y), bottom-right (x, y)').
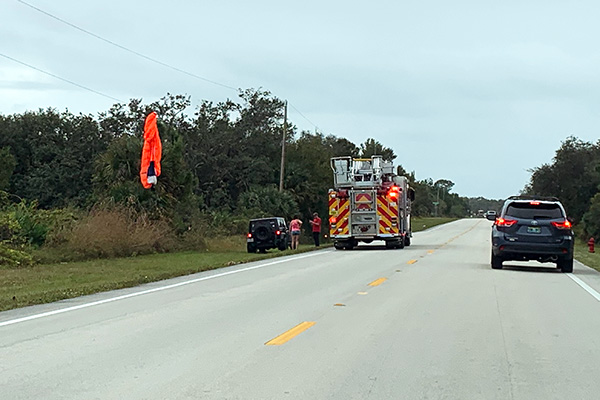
top-left (265, 322), bottom-right (316, 345)
top-left (407, 259), bottom-right (417, 264)
top-left (368, 277), bottom-right (387, 287)
top-left (427, 250), bottom-right (435, 254)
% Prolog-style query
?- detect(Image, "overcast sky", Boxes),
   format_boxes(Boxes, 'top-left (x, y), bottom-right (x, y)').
top-left (2, 0), bottom-right (600, 199)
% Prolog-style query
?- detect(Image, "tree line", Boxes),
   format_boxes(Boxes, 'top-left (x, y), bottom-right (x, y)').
top-left (0, 89), bottom-right (471, 265)
top-left (524, 136), bottom-right (600, 239)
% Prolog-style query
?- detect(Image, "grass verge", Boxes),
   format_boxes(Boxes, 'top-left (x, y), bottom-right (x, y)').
top-left (0, 217), bottom-right (456, 312)
top-left (412, 217), bottom-right (458, 232)
top-left (0, 240), bottom-right (320, 312)
top-left (574, 238), bottom-right (600, 272)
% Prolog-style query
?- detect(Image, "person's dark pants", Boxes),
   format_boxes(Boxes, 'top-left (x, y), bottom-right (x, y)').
top-left (312, 232), bottom-right (320, 247)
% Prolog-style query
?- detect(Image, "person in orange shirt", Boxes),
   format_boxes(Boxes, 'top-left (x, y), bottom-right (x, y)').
top-left (309, 212), bottom-right (321, 247)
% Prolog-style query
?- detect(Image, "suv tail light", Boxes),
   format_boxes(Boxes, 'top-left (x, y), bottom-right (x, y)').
top-left (276, 230), bottom-right (281, 235)
top-left (247, 233), bottom-right (252, 238)
top-left (496, 217), bottom-right (517, 227)
top-left (551, 220), bottom-right (572, 229)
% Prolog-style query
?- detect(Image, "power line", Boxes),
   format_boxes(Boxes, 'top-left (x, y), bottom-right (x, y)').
top-left (0, 52), bottom-right (122, 102)
top-left (15, 0), bottom-right (324, 132)
top-left (17, 0), bottom-right (238, 92)
top-left (289, 103), bottom-right (319, 131)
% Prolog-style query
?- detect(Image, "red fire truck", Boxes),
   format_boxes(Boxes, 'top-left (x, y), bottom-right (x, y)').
top-left (328, 155), bottom-right (414, 250)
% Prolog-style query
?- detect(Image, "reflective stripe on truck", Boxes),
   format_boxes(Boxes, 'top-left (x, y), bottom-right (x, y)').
top-left (377, 194), bottom-right (399, 235)
top-left (329, 192), bottom-right (350, 236)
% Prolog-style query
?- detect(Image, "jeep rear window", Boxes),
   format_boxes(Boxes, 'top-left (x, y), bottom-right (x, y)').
top-left (505, 203), bottom-right (564, 219)
top-left (250, 220), bottom-right (276, 231)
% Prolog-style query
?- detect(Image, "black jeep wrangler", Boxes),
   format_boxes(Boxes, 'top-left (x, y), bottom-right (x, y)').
top-left (247, 217), bottom-right (290, 253)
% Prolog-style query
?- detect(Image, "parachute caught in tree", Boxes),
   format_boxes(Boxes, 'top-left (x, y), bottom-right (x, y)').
top-left (140, 112), bottom-right (162, 189)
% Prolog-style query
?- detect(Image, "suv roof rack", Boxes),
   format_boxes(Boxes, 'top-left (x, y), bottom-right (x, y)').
top-left (507, 195), bottom-right (560, 202)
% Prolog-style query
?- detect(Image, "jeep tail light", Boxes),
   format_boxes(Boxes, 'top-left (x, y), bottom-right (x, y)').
top-left (276, 230), bottom-right (281, 235)
top-left (496, 217), bottom-right (517, 227)
top-left (551, 220), bottom-right (572, 229)
top-left (247, 233), bottom-right (252, 238)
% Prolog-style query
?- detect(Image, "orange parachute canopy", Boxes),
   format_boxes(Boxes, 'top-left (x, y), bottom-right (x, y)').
top-left (140, 112), bottom-right (162, 189)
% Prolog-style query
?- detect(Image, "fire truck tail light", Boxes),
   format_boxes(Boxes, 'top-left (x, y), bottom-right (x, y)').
top-left (330, 216), bottom-right (337, 224)
top-left (388, 185), bottom-right (400, 198)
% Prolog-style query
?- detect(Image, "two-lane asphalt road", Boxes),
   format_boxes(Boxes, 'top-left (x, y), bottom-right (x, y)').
top-left (3, 219), bottom-right (600, 399)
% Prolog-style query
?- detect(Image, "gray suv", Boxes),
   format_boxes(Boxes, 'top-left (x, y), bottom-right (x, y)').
top-left (488, 196), bottom-right (574, 272)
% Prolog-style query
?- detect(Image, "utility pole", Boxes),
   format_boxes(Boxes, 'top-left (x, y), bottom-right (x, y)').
top-left (279, 100), bottom-right (287, 192)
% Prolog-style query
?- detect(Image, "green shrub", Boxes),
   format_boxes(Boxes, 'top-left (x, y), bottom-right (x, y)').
top-left (582, 193), bottom-right (600, 240)
top-left (0, 243), bottom-right (33, 268)
top-left (0, 200), bottom-right (51, 247)
top-left (237, 186), bottom-right (299, 221)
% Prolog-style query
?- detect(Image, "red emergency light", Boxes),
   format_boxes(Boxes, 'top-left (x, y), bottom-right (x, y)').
top-left (388, 186), bottom-right (400, 199)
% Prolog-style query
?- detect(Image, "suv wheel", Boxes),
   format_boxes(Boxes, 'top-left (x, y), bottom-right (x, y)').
top-left (558, 257), bottom-right (573, 273)
top-left (247, 244), bottom-right (257, 253)
top-left (491, 252), bottom-right (503, 269)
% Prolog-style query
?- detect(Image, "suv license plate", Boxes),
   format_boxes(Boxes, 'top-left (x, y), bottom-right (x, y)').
top-left (527, 226), bottom-right (541, 234)
top-left (247, 238), bottom-right (254, 242)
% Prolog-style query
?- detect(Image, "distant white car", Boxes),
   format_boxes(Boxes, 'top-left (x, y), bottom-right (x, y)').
top-left (485, 210), bottom-right (497, 219)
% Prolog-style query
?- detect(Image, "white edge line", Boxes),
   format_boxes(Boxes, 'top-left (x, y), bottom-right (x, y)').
top-left (566, 273), bottom-right (600, 302)
top-left (0, 251), bottom-right (326, 328)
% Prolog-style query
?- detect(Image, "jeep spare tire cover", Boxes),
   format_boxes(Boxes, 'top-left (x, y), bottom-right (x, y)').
top-left (255, 226), bottom-right (271, 241)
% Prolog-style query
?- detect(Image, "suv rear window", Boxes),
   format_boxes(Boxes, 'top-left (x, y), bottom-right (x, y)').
top-left (505, 203), bottom-right (563, 219)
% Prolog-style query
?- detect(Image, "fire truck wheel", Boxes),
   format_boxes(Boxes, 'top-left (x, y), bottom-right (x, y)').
top-left (404, 235), bottom-right (411, 246)
top-left (397, 239), bottom-right (405, 249)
